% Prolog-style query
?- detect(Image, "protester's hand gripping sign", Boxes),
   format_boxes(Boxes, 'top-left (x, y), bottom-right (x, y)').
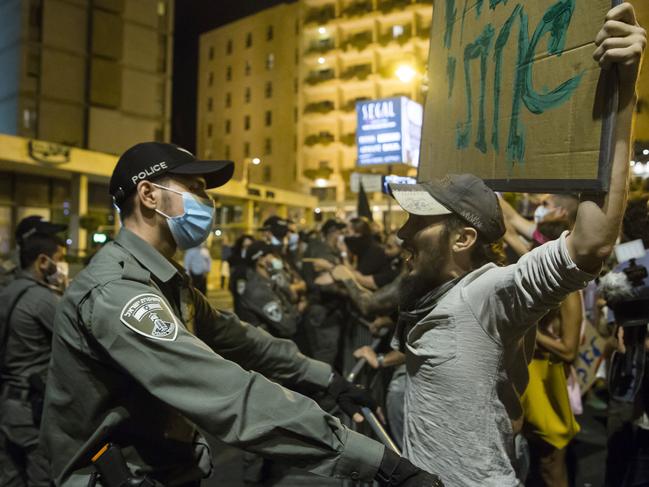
top-left (419, 0), bottom-right (620, 192)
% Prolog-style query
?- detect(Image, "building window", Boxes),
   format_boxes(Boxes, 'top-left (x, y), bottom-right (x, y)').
top-left (245, 61), bottom-right (251, 76)
top-left (267, 25), bottom-right (274, 41)
top-left (265, 111), bottom-right (272, 126)
top-left (263, 166), bottom-right (271, 183)
top-left (225, 119), bottom-right (231, 134)
top-left (244, 142), bottom-right (250, 157)
top-left (265, 81), bottom-right (272, 98)
top-left (246, 32), bottom-right (252, 48)
top-left (392, 25), bottom-right (404, 38)
top-left (225, 92), bottom-right (231, 107)
top-left (226, 66), bottom-right (232, 81)
top-left (208, 46), bottom-right (214, 60)
top-left (207, 97), bottom-right (213, 112)
top-left (264, 138), bottom-right (272, 155)
top-left (207, 123), bottom-right (213, 137)
top-left (225, 144), bottom-right (230, 159)
top-left (244, 87), bottom-right (251, 103)
top-left (266, 53), bottom-right (275, 70)
top-left (244, 115), bottom-right (250, 130)
top-left (207, 72), bottom-right (213, 86)
top-left (226, 39), bottom-right (233, 54)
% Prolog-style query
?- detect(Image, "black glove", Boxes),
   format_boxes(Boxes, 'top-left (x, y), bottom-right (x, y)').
top-left (327, 372), bottom-right (378, 419)
top-left (376, 449), bottom-right (444, 487)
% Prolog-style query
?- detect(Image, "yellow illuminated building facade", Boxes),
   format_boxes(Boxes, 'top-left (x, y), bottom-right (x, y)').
top-left (198, 3), bottom-right (317, 232)
top-left (298, 0), bottom-right (432, 214)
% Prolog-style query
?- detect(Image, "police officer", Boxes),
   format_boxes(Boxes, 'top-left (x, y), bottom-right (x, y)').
top-left (40, 142), bottom-right (442, 486)
top-left (236, 240), bottom-right (299, 339)
top-left (0, 216), bottom-right (67, 291)
top-left (0, 227), bottom-right (67, 487)
top-left (301, 218), bottom-right (349, 367)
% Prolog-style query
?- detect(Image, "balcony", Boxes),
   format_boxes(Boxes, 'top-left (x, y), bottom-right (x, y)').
top-left (341, 63), bottom-right (373, 80)
top-left (305, 131), bottom-right (336, 146)
top-left (306, 69), bottom-right (336, 85)
top-left (304, 100), bottom-right (336, 114)
top-left (378, 0), bottom-right (411, 13)
top-left (342, 96), bottom-right (370, 111)
top-left (341, 31), bottom-right (373, 51)
top-left (341, 0), bottom-right (373, 17)
top-left (306, 38), bottom-right (335, 54)
top-left (304, 4), bottom-right (336, 25)
top-left (379, 25), bottom-right (412, 46)
top-left (415, 0), bottom-right (433, 4)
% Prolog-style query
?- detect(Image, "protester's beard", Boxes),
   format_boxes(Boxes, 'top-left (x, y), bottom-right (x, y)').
top-left (399, 232), bottom-right (451, 310)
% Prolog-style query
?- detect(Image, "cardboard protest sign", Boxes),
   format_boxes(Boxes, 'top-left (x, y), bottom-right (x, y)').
top-left (574, 319), bottom-right (607, 393)
top-left (419, 0), bottom-right (618, 192)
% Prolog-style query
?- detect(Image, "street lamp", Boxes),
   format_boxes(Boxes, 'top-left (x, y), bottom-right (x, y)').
top-left (245, 157), bottom-right (262, 186)
top-left (395, 64), bottom-right (417, 83)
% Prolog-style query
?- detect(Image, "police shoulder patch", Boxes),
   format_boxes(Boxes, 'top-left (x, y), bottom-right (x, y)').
top-left (263, 301), bottom-right (283, 323)
top-left (236, 279), bottom-right (247, 295)
top-left (120, 293), bottom-right (179, 341)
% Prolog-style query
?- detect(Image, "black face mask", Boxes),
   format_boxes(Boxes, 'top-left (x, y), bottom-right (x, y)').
top-left (344, 235), bottom-right (371, 256)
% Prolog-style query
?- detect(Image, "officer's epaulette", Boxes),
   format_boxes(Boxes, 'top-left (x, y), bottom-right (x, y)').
top-left (120, 260), bottom-right (151, 284)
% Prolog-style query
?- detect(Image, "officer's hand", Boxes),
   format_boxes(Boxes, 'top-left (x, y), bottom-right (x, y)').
top-left (327, 373), bottom-right (378, 423)
top-left (376, 449), bottom-right (445, 487)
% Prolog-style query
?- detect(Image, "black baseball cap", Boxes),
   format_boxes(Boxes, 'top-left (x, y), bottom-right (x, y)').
top-left (109, 142), bottom-right (234, 204)
top-left (244, 240), bottom-right (274, 265)
top-left (259, 216), bottom-right (291, 239)
top-left (321, 218), bottom-right (347, 235)
top-left (15, 216), bottom-right (67, 245)
top-left (389, 174), bottom-right (505, 243)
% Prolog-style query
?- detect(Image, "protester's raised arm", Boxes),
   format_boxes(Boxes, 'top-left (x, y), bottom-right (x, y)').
top-left (568, 3), bottom-right (645, 273)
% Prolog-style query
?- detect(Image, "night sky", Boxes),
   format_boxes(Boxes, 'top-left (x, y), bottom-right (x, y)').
top-left (172, 0), bottom-right (296, 153)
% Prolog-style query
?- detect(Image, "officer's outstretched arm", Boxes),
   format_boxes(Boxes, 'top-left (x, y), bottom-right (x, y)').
top-left (86, 280), bottom-right (384, 481)
top-left (192, 287), bottom-right (330, 390)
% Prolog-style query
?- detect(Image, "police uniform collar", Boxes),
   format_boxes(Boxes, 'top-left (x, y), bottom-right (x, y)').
top-left (115, 229), bottom-right (178, 283)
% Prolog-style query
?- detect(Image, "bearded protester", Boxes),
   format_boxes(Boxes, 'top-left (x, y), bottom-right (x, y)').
top-left (382, 5), bottom-right (645, 486)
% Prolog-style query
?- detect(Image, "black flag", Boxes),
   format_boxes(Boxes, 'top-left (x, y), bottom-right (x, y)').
top-left (357, 181), bottom-right (373, 221)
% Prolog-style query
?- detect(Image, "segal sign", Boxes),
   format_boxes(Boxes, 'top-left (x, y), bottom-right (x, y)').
top-left (356, 97), bottom-right (423, 167)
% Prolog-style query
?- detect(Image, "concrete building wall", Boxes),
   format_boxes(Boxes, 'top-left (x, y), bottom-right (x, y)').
top-left (198, 3), bottom-right (301, 192)
top-left (0, 0), bottom-right (173, 154)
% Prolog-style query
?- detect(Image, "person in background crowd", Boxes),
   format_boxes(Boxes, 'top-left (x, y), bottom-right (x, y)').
top-left (605, 196), bottom-right (649, 487)
top-left (236, 240), bottom-right (301, 339)
top-left (0, 226), bottom-right (67, 487)
top-left (383, 7), bottom-right (644, 485)
top-left (228, 233), bottom-right (254, 315)
top-left (302, 218), bottom-right (349, 367)
top-left (220, 235), bottom-right (232, 290)
top-left (502, 198), bottom-right (583, 487)
top-left (345, 217), bottom-right (390, 279)
top-left (183, 242), bottom-right (212, 295)
top-left (0, 216), bottom-right (67, 291)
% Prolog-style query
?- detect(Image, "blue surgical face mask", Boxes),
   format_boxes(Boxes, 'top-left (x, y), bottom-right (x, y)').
top-left (270, 235), bottom-right (282, 247)
top-left (153, 183), bottom-right (215, 250)
top-left (269, 257), bottom-right (283, 271)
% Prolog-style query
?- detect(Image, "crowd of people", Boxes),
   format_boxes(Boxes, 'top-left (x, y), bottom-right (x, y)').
top-left (0, 3), bottom-right (646, 487)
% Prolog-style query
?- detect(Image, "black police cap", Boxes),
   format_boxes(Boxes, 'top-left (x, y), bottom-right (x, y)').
top-left (109, 142), bottom-right (234, 203)
top-left (15, 216), bottom-right (67, 245)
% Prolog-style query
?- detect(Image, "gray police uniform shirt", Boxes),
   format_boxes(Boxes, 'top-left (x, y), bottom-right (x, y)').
top-left (237, 268), bottom-right (299, 338)
top-left (396, 234), bottom-right (595, 487)
top-left (41, 229), bottom-right (384, 486)
top-left (0, 272), bottom-right (59, 387)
